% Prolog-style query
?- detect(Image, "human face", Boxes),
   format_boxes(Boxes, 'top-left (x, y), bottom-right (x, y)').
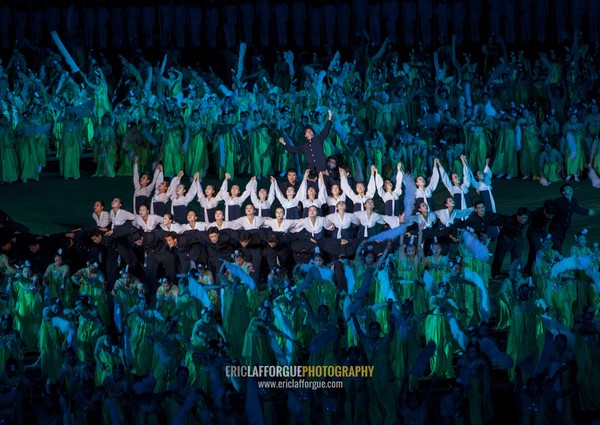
top-left (356, 183), bottom-right (365, 194)
top-left (517, 214), bottom-right (528, 225)
top-left (327, 158), bottom-right (337, 169)
top-left (215, 210), bottom-right (224, 221)
top-left (368, 323), bottom-right (381, 338)
top-left (417, 202), bottom-right (428, 214)
top-left (337, 201), bottom-right (346, 213)
top-left (445, 198), bottom-right (455, 208)
top-left (562, 185), bottom-right (573, 198)
top-left (258, 188), bottom-right (268, 200)
top-left (187, 211), bottom-right (197, 222)
top-left (158, 181), bottom-right (168, 193)
top-left (308, 206), bottom-right (318, 218)
top-left (205, 185), bottom-right (215, 197)
top-left (406, 246), bottom-right (416, 257)
top-left (286, 187), bottom-right (295, 199)
top-left (304, 128), bottom-right (314, 139)
top-left (235, 254), bottom-right (244, 266)
top-left (416, 176), bottom-right (425, 188)
top-left (176, 184), bottom-right (186, 197)
top-left (475, 204), bottom-right (486, 217)
top-left (384, 180), bottom-right (393, 192)
top-left (331, 185), bottom-right (340, 196)
top-left (451, 173), bottom-right (460, 185)
top-left (140, 174), bottom-right (150, 187)
top-left (314, 256), bottom-right (324, 267)
top-left (245, 204), bottom-right (255, 216)
top-left (307, 187), bottom-right (316, 199)
top-left (139, 205), bottom-right (149, 217)
top-left (577, 235), bottom-right (587, 247)
top-left (231, 185), bottom-right (240, 197)
top-left (166, 236), bottom-right (177, 248)
top-left (365, 199), bottom-right (374, 210)
top-left (55, 255), bottom-right (63, 266)
top-left (111, 198), bottom-right (122, 209)
top-left (93, 201), bottom-right (104, 213)
top-left (432, 244), bottom-right (442, 256)
top-left (275, 208), bottom-right (284, 219)
top-left (287, 172), bottom-right (297, 183)
top-left (163, 214), bottom-right (172, 225)
top-left (208, 232), bottom-right (219, 243)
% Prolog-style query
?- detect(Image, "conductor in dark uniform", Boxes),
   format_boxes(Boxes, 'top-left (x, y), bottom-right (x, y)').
top-left (278, 109), bottom-right (333, 172)
top-left (549, 184), bottom-right (596, 254)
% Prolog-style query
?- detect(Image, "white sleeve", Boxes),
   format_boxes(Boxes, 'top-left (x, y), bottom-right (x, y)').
top-left (133, 163), bottom-right (141, 191)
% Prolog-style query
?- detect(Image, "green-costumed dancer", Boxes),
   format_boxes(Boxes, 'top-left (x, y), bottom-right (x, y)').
top-left (60, 112), bottom-right (83, 179)
top-left (12, 265), bottom-right (43, 350)
top-left (161, 112), bottom-right (184, 177)
top-left (42, 252), bottom-right (73, 308)
top-left (0, 115), bottom-right (18, 183)
top-left (125, 294), bottom-right (165, 376)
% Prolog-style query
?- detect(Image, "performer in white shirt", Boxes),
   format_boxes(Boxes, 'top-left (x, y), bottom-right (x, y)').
top-left (439, 155), bottom-right (473, 209)
top-left (297, 169), bottom-right (327, 217)
top-left (182, 210), bottom-right (208, 232)
top-left (221, 175), bottom-right (252, 221)
top-left (232, 204), bottom-right (267, 230)
top-left (414, 158), bottom-right (441, 211)
top-left (132, 158), bottom-right (163, 213)
top-left (133, 205), bottom-right (164, 232)
top-left (325, 184), bottom-right (347, 214)
top-left (326, 200), bottom-right (359, 239)
top-left (92, 200), bottom-right (111, 229)
top-left (249, 176), bottom-right (276, 218)
top-left (264, 207), bottom-right (302, 233)
top-left (271, 175), bottom-right (305, 219)
top-left (354, 198), bottom-right (385, 239)
top-left (159, 213), bottom-right (184, 234)
top-left (195, 175), bottom-right (227, 223)
top-left (374, 163), bottom-right (403, 216)
top-left (170, 172), bottom-right (199, 224)
top-left (109, 197), bottom-right (136, 229)
top-left (340, 167), bottom-right (376, 212)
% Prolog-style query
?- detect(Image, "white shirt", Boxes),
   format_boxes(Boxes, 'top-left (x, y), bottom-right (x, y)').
top-left (249, 180), bottom-right (276, 217)
top-left (195, 179), bottom-right (227, 222)
top-left (160, 222), bottom-right (184, 234)
top-left (435, 208), bottom-right (473, 227)
top-left (170, 179), bottom-right (198, 208)
top-left (133, 214), bottom-right (164, 232)
top-left (233, 215), bottom-right (267, 230)
top-left (340, 173), bottom-right (376, 211)
top-left (182, 221), bottom-right (208, 232)
top-left (297, 216), bottom-right (332, 237)
top-left (133, 164), bottom-right (163, 205)
top-left (325, 212), bottom-right (359, 238)
top-left (221, 180), bottom-right (252, 220)
top-left (151, 177), bottom-right (178, 214)
top-left (110, 208), bottom-right (136, 228)
top-left (354, 211), bottom-right (385, 237)
top-left (263, 218), bottom-right (301, 233)
top-left (92, 211), bottom-right (111, 228)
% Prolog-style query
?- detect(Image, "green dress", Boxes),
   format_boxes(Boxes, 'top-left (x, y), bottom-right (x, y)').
top-left (563, 122), bottom-right (587, 176)
top-left (425, 295), bottom-right (455, 378)
top-left (75, 307), bottom-right (104, 364)
top-left (221, 282), bottom-right (250, 358)
top-left (93, 124), bottom-right (117, 177)
top-left (13, 278), bottom-right (43, 349)
top-left (466, 123), bottom-right (488, 173)
top-left (242, 317), bottom-right (277, 366)
top-left (39, 308), bottom-right (65, 382)
top-left (161, 121), bottom-right (184, 177)
top-left (17, 127), bottom-right (40, 181)
top-left (491, 120), bottom-right (518, 178)
top-left (44, 263), bottom-right (74, 308)
top-left (60, 119), bottom-right (83, 179)
top-left (184, 120), bottom-right (208, 176)
top-left (127, 306), bottom-right (159, 376)
top-left (250, 122), bottom-right (273, 177)
top-left (0, 124), bottom-right (18, 183)
top-left (519, 118), bottom-right (541, 176)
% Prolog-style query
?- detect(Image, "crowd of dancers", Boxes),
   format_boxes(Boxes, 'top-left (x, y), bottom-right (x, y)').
top-left (1, 32), bottom-right (600, 424)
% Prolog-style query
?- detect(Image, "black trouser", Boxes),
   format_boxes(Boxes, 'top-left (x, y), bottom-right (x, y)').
top-left (145, 249), bottom-right (176, 294)
top-left (491, 234), bottom-right (524, 277)
top-left (524, 229), bottom-right (544, 274)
